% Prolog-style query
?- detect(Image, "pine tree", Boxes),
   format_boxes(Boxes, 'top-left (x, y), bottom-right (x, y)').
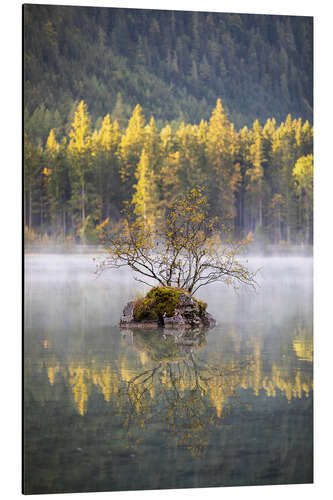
top-left (45, 129), bottom-right (70, 237)
top-left (246, 120), bottom-right (266, 231)
top-left (111, 92), bottom-right (129, 130)
top-left (269, 193), bottom-right (285, 244)
top-left (120, 104), bottom-right (146, 200)
top-left (293, 154), bottom-right (313, 244)
top-left (175, 122), bottom-right (209, 195)
top-left (235, 125), bottom-right (251, 234)
top-left (68, 100), bottom-right (92, 231)
top-left (270, 115), bottom-right (299, 242)
top-left (143, 117), bottom-right (161, 172)
top-left (299, 120), bottom-right (313, 157)
top-left (159, 123), bottom-right (181, 206)
top-left (205, 99), bottom-right (240, 220)
top-left (24, 133), bottom-right (44, 230)
top-left (132, 149), bottom-right (161, 230)
top-left (92, 114), bottom-right (122, 221)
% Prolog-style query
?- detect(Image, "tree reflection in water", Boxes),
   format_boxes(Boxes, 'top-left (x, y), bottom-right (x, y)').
top-left (24, 321), bottom-right (313, 493)
top-left (24, 254), bottom-right (313, 493)
top-left (121, 328), bottom-right (254, 457)
top-left (25, 323), bottom-right (313, 460)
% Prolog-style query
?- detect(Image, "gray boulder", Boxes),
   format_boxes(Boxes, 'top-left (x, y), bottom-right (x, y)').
top-left (119, 292), bottom-right (217, 329)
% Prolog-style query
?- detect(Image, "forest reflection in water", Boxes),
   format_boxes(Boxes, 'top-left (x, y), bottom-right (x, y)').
top-left (24, 255), bottom-right (313, 494)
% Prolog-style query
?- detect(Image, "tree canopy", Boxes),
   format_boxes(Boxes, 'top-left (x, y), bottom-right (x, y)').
top-left (98, 187), bottom-right (257, 295)
top-left (24, 5), bottom-right (313, 138)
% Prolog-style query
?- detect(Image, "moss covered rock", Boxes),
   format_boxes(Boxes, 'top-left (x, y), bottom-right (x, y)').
top-left (119, 287), bottom-right (216, 329)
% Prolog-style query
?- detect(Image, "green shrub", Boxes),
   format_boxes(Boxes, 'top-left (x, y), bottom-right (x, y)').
top-left (133, 287), bottom-right (188, 321)
top-left (133, 296), bottom-right (159, 321)
top-left (197, 300), bottom-right (207, 315)
top-left (133, 286), bottom-right (206, 322)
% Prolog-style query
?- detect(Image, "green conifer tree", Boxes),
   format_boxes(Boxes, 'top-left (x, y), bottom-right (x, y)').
top-left (293, 154), bottom-right (313, 244)
top-left (45, 129), bottom-right (70, 237)
top-left (205, 99), bottom-right (240, 220)
top-left (246, 120), bottom-right (266, 231)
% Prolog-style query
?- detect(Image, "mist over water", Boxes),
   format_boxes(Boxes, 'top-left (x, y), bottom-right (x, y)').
top-left (25, 253), bottom-right (312, 328)
top-left (24, 253), bottom-right (313, 494)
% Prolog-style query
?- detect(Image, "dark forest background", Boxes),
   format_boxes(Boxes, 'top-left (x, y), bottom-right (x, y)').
top-left (23, 5), bottom-right (313, 248)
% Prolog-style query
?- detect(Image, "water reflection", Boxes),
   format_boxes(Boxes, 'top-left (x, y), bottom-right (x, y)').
top-left (24, 255), bottom-right (313, 493)
top-left (25, 324), bottom-right (313, 456)
top-left (121, 328), bottom-right (239, 457)
top-left (293, 323), bottom-right (313, 362)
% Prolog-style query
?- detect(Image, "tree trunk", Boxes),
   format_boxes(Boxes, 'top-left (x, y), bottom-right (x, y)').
top-left (40, 194), bottom-right (44, 233)
top-left (82, 179), bottom-right (85, 225)
top-left (29, 187), bottom-right (32, 230)
top-left (285, 181), bottom-right (290, 243)
top-left (63, 209), bottom-right (66, 239)
top-left (24, 188), bottom-right (27, 228)
top-left (305, 199), bottom-right (310, 245)
top-left (276, 208), bottom-right (281, 244)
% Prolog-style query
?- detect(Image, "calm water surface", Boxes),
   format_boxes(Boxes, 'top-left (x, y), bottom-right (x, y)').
top-left (24, 254), bottom-right (313, 494)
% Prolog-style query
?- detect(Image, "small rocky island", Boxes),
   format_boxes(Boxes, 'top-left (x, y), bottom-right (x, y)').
top-left (99, 189), bottom-right (256, 329)
top-left (119, 287), bottom-right (217, 329)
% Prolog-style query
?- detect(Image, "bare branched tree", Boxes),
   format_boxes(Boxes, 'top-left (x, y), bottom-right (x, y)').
top-left (97, 187), bottom-right (257, 294)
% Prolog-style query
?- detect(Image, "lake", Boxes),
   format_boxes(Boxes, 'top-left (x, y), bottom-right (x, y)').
top-left (23, 253), bottom-right (313, 494)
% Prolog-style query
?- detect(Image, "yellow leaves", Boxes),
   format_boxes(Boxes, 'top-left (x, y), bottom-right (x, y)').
top-left (293, 325), bottom-right (313, 362)
top-left (131, 148), bottom-right (161, 230)
top-left (46, 128), bottom-right (59, 154)
top-left (101, 185), bottom-right (256, 294)
top-left (68, 364), bottom-right (91, 416)
top-left (42, 167), bottom-right (52, 177)
top-left (68, 100), bottom-right (92, 154)
top-left (293, 154), bottom-right (313, 197)
top-left (190, 213), bottom-right (204, 224)
top-left (98, 217), bottom-right (109, 229)
top-left (245, 232), bottom-right (253, 243)
top-left (96, 113), bottom-right (113, 151)
top-left (120, 105), bottom-right (145, 160)
top-left (96, 218), bottom-right (110, 243)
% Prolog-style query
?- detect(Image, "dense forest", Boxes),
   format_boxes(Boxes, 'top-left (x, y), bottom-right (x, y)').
top-left (24, 5), bottom-right (313, 136)
top-left (23, 5), bottom-right (313, 247)
top-left (24, 99), bottom-right (313, 246)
